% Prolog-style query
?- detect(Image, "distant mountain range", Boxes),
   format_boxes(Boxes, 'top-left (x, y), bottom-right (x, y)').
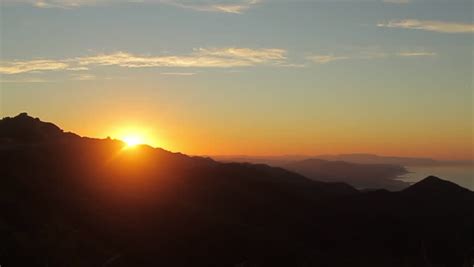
top-left (212, 153), bottom-right (473, 190)
top-left (1, 113), bottom-right (473, 267)
top-left (284, 159), bottom-right (410, 190)
top-left (314, 153), bottom-right (473, 166)
top-left (213, 153), bottom-right (473, 167)
top-left (214, 155), bottom-right (411, 190)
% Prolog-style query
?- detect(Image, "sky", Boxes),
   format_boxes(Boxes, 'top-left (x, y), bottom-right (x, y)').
top-left (0, 0), bottom-right (472, 160)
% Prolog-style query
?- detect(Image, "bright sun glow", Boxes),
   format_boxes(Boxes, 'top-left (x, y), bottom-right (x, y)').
top-left (114, 126), bottom-right (161, 149)
top-left (122, 135), bottom-right (143, 147)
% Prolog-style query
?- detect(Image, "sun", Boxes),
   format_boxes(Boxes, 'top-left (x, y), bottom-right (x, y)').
top-left (113, 126), bottom-right (161, 149)
top-left (122, 135), bottom-right (143, 147)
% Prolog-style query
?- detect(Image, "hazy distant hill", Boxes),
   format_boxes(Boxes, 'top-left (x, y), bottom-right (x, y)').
top-left (0, 114), bottom-right (473, 267)
top-left (213, 154), bottom-right (472, 190)
top-left (213, 155), bottom-right (411, 190)
top-left (314, 153), bottom-right (473, 166)
top-left (284, 159), bottom-right (410, 190)
top-left (214, 153), bottom-right (473, 167)
top-left (211, 155), bottom-right (309, 166)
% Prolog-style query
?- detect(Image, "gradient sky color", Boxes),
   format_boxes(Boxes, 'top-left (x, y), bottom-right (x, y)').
top-left (0, 0), bottom-right (472, 160)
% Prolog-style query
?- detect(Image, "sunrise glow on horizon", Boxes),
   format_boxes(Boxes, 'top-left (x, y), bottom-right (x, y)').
top-left (0, 0), bottom-right (472, 161)
top-left (122, 135), bottom-right (144, 147)
top-left (111, 125), bottom-right (161, 149)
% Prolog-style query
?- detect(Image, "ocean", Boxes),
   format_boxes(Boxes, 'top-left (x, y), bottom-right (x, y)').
top-left (398, 165), bottom-right (474, 191)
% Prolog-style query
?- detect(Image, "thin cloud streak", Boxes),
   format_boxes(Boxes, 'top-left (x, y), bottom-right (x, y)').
top-left (9, 0), bottom-right (261, 13)
top-left (67, 67), bottom-right (89, 71)
top-left (307, 55), bottom-right (349, 64)
top-left (0, 60), bottom-right (69, 74)
top-left (196, 47), bottom-right (286, 62)
top-left (4, 0), bottom-right (115, 9)
top-left (378, 19), bottom-right (474, 33)
top-left (397, 51), bottom-right (436, 57)
top-left (76, 48), bottom-right (285, 68)
top-left (308, 48), bottom-right (437, 65)
top-left (75, 52), bottom-right (254, 68)
top-left (160, 0), bottom-right (260, 14)
top-left (0, 47), bottom-right (288, 74)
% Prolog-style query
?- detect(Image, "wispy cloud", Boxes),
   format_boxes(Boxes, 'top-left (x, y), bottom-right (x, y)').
top-left (0, 47), bottom-right (288, 75)
top-left (6, 0), bottom-right (113, 9)
top-left (307, 47), bottom-right (436, 65)
top-left (378, 19), bottom-right (474, 33)
top-left (196, 47), bottom-right (286, 62)
top-left (76, 48), bottom-right (285, 68)
top-left (67, 67), bottom-right (89, 71)
top-left (397, 51), bottom-right (436, 57)
top-left (0, 60), bottom-right (69, 74)
top-left (307, 55), bottom-right (349, 64)
top-left (161, 0), bottom-right (260, 14)
top-left (34, 0), bottom-right (83, 8)
top-left (9, 0), bottom-right (261, 13)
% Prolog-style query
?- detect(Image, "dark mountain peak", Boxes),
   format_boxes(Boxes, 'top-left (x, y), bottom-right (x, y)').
top-left (16, 112), bottom-right (30, 118)
top-left (403, 175), bottom-right (472, 195)
top-left (0, 113), bottom-right (78, 143)
top-left (421, 175), bottom-right (444, 183)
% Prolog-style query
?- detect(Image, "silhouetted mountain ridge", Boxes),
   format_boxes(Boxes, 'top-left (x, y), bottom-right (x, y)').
top-left (0, 114), bottom-right (472, 267)
top-left (0, 112), bottom-right (79, 143)
top-left (402, 175), bottom-right (472, 195)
